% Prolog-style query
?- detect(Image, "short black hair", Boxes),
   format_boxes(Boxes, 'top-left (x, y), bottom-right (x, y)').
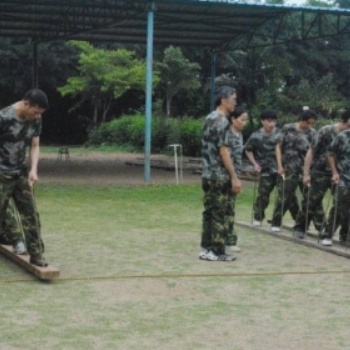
top-left (260, 109), bottom-right (277, 120)
top-left (340, 109), bottom-right (350, 123)
top-left (23, 89), bottom-right (49, 109)
top-left (215, 86), bottom-right (236, 107)
top-left (298, 108), bottom-right (317, 121)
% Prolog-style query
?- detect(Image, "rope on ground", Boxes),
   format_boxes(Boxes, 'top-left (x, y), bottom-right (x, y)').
top-left (2, 269), bottom-right (350, 284)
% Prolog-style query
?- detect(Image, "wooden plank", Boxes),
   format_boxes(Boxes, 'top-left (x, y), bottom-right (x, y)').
top-left (0, 244), bottom-right (60, 280)
top-left (236, 221), bottom-right (350, 259)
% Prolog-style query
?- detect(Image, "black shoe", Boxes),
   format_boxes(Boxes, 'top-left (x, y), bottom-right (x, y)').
top-left (293, 229), bottom-right (305, 239)
top-left (30, 255), bottom-right (48, 267)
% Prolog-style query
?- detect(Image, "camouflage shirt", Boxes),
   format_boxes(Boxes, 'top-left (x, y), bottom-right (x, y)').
top-left (226, 128), bottom-right (243, 177)
top-left (0, 105), bottom-right (42, 173)
top-left (279, 123), bottom-right (316, 174)
top-left (244, 127), bottom-right (279, 176)
top-left (202, 110), bottom-right (230, 181)
top-left (328, 130), bottom-right (350, 186)
top-left (311, 124), bottom-right (338, 174)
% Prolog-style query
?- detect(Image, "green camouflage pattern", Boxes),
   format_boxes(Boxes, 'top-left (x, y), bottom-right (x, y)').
top-left (311, 124), bottom-right (338, 174)
top-left (226, 128), bottom-right (243, 176)
top-left (271, 173), bottom-right (303, 227)
top-left (0, 172), bottom-right (44, 255)
top-left (202, 111), bottom-right (230, 181)
top-left (323, 185), bottom-right (350, 241)
top-left (244, 128), bottom-right (279, 175)
top-left (0, 199), bottom-right (22, 244)
top-left (328, 130), bottom-right (350, 186)
top-left (0, 105), bottom-right (41, 173)
top-left (279, 123), bottom-right (317, 174)
top-left (201, 179), bottom-right (237, 254)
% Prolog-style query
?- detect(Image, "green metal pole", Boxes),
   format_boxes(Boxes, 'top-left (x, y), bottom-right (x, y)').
top-left (144, 1), bottom-right (155, 182)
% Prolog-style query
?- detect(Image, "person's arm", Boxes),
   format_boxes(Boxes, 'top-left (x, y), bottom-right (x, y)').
top-left (245, 150), bottom-right (261, 173)
top-left (303, 148), bottom-right (314, 186)
top-left (219, 145), bottom-right (241, 194)
top-left (275, 142), bottom-right (284, 176)
top-left (28, 136), bottom-right (40, 185)
top-left (328, 154), bottom-right (339, 185)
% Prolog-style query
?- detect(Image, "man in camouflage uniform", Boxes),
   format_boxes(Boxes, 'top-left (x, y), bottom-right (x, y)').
top-left (270, 108), bottom-right (318, 232)
top-left (293, 111), bottom-right (350, 240)
top-left (245, 109), bottom-right (299, 225)
top-left (200, 86), bottom-right (240, 261)
top-left (0, 89), bottom-right (49, 266)
top-left (225, 106), bottom-right (248, 252)
top-left (320, 129), bottom-right (350, 246)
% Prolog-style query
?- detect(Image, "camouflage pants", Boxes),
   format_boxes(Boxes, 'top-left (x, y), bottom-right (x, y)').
top-left (254, 173), bottom-right (299, 222)
top-left (201, 178), bottom-right (237, 254)
top-left (323, 185), bottom-right (350, 241)
top-left (0, 172), bottom-right (44, 255)
top-left (0, 199), bottom-right (22, 244)
top-left (271, 172), bottom-right (303, 227)
top-left (294, 172), bottom-right (331, 233)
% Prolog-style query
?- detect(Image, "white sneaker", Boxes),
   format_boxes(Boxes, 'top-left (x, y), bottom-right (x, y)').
top-left (199, 250), bottom-right (219, 261)
top-left (271, 226), bottom-right (281, 232)
top-left (252, 220), bottom-right (261, 226)
top-left (226, 245), bottom-right (241, 252)
top-left (13, 241), bottom-right (26, 255)
top-left (199, 248), bottom-right (208, 259)
top-left (321, 238), bottom-right (332, 246)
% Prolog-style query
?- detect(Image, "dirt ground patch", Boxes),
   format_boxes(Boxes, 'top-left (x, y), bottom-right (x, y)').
top-left (39, 151), bottom-right (201, 186)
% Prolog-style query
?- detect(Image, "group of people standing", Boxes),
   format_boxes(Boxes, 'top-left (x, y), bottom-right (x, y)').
top-left (200, 85), bottom-right (350, 262)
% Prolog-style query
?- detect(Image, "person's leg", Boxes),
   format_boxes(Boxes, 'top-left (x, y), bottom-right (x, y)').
top-left (271, 173), bottom-right (299, 228)
top-left (225, 188), bottom-right (238, 248)
top-left (12, 174), bottom-right (47, 266)
top-left (322, 186), bottom-right (350, 245)
top-left (0, 174), bottom-right (16, 244)
top-left (253, 174), bottom-right (276, 222)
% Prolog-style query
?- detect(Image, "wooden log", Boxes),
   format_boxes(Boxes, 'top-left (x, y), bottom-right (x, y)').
top-left (0, 244), bottom-right (60, 280)
top-left (236, 221), bottom-right (350, 260)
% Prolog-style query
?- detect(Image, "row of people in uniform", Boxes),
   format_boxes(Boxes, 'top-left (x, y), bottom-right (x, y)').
top-left (199, 85), bottom-right (350, 261)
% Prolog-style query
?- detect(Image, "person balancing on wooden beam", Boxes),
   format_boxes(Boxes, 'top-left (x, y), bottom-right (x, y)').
top-left (0, 88), bottom-right (49, 267)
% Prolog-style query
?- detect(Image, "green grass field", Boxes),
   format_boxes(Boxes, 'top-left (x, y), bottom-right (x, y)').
top-left (1, 180), bottom-right (350, 350)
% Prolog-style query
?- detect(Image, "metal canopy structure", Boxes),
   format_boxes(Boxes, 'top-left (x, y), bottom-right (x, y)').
top-left (2, 1), bottom-right (350, 49)
top-left (2, 0), bottom-right (350, 181)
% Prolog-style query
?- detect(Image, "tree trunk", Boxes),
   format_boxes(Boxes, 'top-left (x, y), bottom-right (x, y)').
top-left (166, 95), bottom-right (173, 118)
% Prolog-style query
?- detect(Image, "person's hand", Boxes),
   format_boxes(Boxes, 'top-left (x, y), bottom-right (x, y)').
top-left (28, 169), bottom-right (38, 186)
top-left (277, 166), bottom-right (285, 177)
top-left (231, 178), bottom-right (242, 194)
top-left (253, 163), bottom-right (261, 173)
top-left (303, 174), bottom-right (311, 187)
top-left (332, 172), bottom-right (340, 185)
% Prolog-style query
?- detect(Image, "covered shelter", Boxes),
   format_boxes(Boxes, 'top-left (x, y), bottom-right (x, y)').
top-left (1, 0), bottom-right (350, 181)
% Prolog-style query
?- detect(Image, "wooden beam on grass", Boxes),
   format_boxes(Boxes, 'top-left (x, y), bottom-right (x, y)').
top-left (0, 244), bottom-right (60, 280)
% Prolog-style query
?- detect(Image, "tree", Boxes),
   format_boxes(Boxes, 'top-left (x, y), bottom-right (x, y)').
top-left (157, 46), bottom-right (200, 117)
top-left (59, 41), bottom-right (154, 126)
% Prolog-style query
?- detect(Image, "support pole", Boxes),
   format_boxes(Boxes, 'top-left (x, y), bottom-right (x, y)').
top-left (210, 50), bottom-right (217, 111)
top-left (32, 39), bottom-right (39, 88)
top-left (144, 2), bottom-right (155, 182)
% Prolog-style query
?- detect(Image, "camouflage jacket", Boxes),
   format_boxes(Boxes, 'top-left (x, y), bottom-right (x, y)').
top-left (279, 123), bottom-right (317, 175)
top-left (0, 105), bottom-right (41, 173)
top-left (226, 128), bottom-right (243, 177)
top-left (244, 127), bottom-right (279, 176)
top-left (311, 124), bottom-right (338, 175)
top-left (328, 130), bottom-right (350, 186)
top-left (202, 110), bottom-right (230, 181)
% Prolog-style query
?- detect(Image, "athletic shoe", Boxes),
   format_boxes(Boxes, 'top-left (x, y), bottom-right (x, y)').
top-left (321, 238), bottom-right (332, 246)
top-left (226, 245), bottom-right (241, 252)
top-left (271, 226), bottom-right (281, 232)
top-left (30, 255), bottom-right (48, 267)
top-left (199, 250), bottom-right (236, 261)
top-left (252, 220), bottom-right (261, 226)
top-left (13, 241), bottom-right (26, 255)
top-left (199, 248), bottom-right (208, 259)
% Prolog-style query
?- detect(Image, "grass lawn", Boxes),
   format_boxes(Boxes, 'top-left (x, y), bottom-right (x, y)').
top-left (1, 182), bottom-right (350, 350)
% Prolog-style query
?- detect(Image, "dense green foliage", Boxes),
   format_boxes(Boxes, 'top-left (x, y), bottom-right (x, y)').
top-left (86, 115), bottom-right (203, 156)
